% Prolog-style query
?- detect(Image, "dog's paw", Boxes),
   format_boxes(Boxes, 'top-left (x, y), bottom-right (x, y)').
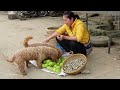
top-left (22, 72), bottom-right (27, 76)
top-left (37, 66), bottom-right (42, 69)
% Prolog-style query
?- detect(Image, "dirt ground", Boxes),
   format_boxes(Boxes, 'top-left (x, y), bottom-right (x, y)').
top-left (0, 11), bottom-right (120, 79)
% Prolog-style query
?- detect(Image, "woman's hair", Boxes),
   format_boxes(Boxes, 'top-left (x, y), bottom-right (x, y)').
top-left (63, 11), bottom-right (80, 20)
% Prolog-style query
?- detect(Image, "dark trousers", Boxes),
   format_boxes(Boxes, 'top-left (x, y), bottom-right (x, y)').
top-left (56, 38), bottom-right (86, 56)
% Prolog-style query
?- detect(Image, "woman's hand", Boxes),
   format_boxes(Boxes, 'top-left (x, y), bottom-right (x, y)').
top-left (42, 38), bottom-right (50, 43)
top-left (42, 31), bottom-right (60, 43)
top-left (57, 35), bottom-right (64, 41)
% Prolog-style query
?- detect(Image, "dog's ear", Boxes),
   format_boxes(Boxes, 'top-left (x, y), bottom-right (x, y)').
top-left (26, 36), bottom-right (33, 39)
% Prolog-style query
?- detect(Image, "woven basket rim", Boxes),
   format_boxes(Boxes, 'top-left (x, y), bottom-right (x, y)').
top-left (47, 27), bottom-right (59, 30)
top-left (63, 54), bottom-right (87, 74)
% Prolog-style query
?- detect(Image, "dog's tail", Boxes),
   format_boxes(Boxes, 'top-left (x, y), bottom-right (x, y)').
top-left (23, 36), bottom-right (33, 47)
top-left (6, 55), bottom-right (16, 63)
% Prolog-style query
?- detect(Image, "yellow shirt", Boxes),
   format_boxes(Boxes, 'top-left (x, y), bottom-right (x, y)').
top-left (56, 19), bottom-right (89, 44)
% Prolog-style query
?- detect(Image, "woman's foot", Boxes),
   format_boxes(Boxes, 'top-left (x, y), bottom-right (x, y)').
top-left (64, 51), bottom-right (73, 54)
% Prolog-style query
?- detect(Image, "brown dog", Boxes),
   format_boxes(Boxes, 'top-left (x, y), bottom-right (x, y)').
top-left (7, 46), bottom-right (59, 75)
top-left (23, 36), bottom-right (63, 58)
top-left (22, 36), bottom-right (63, 67)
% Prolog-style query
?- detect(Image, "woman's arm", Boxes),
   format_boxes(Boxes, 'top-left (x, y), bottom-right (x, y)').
top-left (57, 35), bottom-right (77, 41)
top-left (63, 35), bottom-right (77, 41)
top-left (43, 24), bottom-right (66, 43)
top-left (43, 31), bottom-right (59, 43)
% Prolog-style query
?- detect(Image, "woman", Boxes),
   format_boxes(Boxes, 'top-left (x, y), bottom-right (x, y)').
top-left (43, 11), bottom-right (90, 56)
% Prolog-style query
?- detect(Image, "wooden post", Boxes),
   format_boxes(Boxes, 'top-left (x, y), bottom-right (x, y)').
top-left (100, 14), bottom-right (102, 30)
top-left (118, 15), bottom-right (120, 30)
top-left (108, 36), bottom-right (112, 54)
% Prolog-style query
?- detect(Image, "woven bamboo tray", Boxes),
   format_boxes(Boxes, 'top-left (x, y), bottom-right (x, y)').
top-left (63, 54), bottom-right (87, 75)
